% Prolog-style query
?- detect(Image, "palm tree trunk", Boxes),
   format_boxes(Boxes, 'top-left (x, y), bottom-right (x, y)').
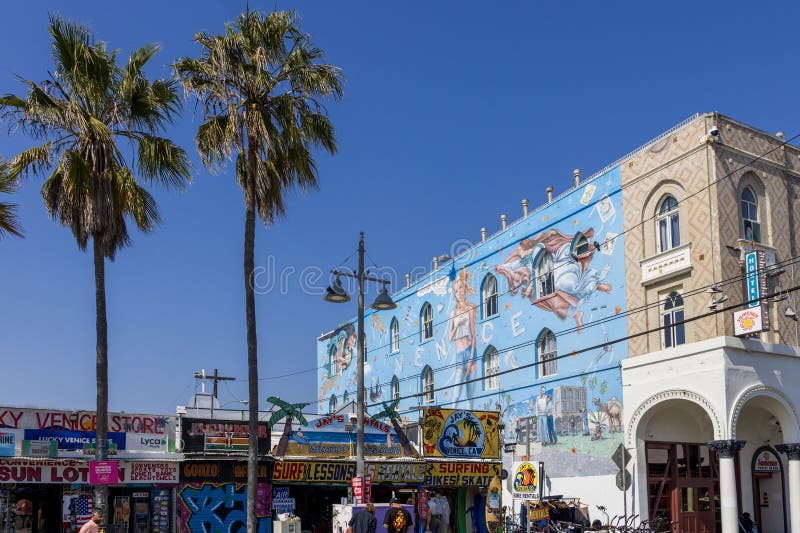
top-left (245, 134), bottom-right (260, 533)
top-left (93, 238), bottom-right (109, 516)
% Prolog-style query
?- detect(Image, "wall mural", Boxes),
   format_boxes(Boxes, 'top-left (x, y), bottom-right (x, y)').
top-left (178, 483), bottom-right (270, 533)
top-left (318, 166), bottom-right (627, 478)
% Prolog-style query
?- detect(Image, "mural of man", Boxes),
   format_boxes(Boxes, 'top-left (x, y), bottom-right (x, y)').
top-left (535, 387), bottom-right (552, 445)
top-left (546, 393), bottom-right (558, 444)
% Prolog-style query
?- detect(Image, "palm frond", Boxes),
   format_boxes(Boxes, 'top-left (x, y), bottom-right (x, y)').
top-left (136, 135), bottom-right (191, 190)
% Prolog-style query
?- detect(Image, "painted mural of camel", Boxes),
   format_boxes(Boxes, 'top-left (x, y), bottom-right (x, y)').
top-left (593, 396), bottom-right (623, 433)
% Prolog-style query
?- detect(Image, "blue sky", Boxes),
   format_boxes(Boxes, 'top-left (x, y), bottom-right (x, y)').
top-left (1, 1), bottom-right (798, 415)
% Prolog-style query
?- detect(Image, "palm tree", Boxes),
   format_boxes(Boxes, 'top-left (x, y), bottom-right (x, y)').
top-left (0, 16), bottom-right (189, 511)
top-left (0, 158), bottom-right (22, 238)
top-left (175, 10), bottom-right (342, 530)
top-left (266, 396), bottom-right (309, 457)
top-left (373, 399), bottom-right (418, 457)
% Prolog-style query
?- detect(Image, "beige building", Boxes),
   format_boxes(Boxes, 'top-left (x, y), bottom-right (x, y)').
top-left (620, 113), bottom-right (800, 533)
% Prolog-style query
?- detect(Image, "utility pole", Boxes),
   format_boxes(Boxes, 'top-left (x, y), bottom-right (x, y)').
top-left (194, 368), bottom-right (236, 419)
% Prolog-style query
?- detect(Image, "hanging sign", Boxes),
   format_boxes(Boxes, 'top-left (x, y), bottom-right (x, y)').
top-left (89, 460), bottom-right (119, 485)
top-left (422, 409), bottom-right (500, 459)
top-left (511, 462), bottom-right (540, 500)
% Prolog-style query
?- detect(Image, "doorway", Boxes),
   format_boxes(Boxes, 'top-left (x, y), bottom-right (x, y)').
top-left (646, 442), bottom-right (720, 533)
top-left (750, 446), bottom-right (787, 533)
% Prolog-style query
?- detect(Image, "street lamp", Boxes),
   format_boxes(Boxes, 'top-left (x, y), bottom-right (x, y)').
top-left (325, 232), bottom-right (397, 485)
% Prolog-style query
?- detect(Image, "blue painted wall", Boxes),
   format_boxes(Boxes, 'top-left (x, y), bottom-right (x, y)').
top-left (318, 166), bottom-right (627, 476)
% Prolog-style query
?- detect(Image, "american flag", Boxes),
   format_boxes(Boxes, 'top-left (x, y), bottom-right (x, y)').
top-left (74, 497), bottom-right (93, 526)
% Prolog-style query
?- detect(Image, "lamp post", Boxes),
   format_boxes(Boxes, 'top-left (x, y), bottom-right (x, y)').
top-left (325, 232), bottom-right (397, 483)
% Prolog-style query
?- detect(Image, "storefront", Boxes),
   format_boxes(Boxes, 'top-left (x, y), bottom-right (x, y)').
top-left (272, 459), bottom-right (426, 532)
top-left (423, 461), bottom-right (503, 533)
top-left (177, 459), bottom-right (272, 533)
top-left (0, 458), bottom-right (179, 533)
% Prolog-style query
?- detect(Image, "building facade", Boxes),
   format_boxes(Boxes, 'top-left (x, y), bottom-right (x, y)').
top-left (317, 112), bottom-right (800, 533)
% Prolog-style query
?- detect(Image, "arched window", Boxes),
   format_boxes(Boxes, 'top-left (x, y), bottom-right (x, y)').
top-left (483, 346), bottom-right (500, 390)
top-left (329, 344), bottom-right (339, 376)
top-left (656, 195), bottom-right (680, 252)
top-left (420, 303), bottom-right (433, 341)
top-left (535, 252), bottom-right (555, 298)
top-left (537, 329), bottom-right (557, 377)
top-left (390, 318), bottom-right (400, 353)
top-left (482, 274), bottom-right (499, 319)
top-left (663, 291), bottom-right (685, 348)
top-left (342, 391), bottom-right (350, 406)
top-left (572, 232), bottom-right (591, 258)
top-left (391, 376), bottom-right (400, 401)
top-left (329, 394), bottom-right (337, 414)
top-left (421, 365), bottom-right (435, 404)
top-left (741, 187), bottom-right (761, 242)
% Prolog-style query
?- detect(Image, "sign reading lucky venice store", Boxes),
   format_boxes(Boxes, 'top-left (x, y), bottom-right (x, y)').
top-left (0, 407), bottom-right (171, 435)
top-left (422, 409), bottom-right (500, 459)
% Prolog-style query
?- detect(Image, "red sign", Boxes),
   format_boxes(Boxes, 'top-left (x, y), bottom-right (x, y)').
top-left (418, 489), bottom-right (429, 519)
top-left (89, 460), bottom-right (119, 485)
top-left (350, 476), bottom-right (372, 503)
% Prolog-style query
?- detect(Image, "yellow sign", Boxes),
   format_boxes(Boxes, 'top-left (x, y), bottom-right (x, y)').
top-left (512, 462), bottom-right (539, 499)
top-left (424, 462), bottom-right (501, 486)
top-left (528, 505), bottom-right (550, 522)
top-left (272, 461), bottom-right (425, 483)
top-left (422, 409), bottom-right (500, 459)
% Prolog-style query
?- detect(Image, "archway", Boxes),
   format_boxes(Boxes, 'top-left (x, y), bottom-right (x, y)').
top-left (631, 393), bottom-right (722, 533)
top-left (732, 389), bottom-right (799, 533)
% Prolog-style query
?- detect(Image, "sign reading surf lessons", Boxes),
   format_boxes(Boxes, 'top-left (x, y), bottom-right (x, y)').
top-left (422, 409), bottom-right (500, 459)
top-left (272, 461), bottom-right (425, 484)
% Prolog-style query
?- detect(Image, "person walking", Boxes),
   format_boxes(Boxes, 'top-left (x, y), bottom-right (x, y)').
top-left (384, 498), bottom-right (413, 533)
top-left (79, 511), bottom-right (103, 533)
top-left (350, 503), bottom-right (377, 533)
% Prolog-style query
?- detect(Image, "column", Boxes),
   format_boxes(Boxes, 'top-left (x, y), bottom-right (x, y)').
top-left (706, 440), bottom-right (745, 533)
top-left (776, 443), bottom-right (800, 533)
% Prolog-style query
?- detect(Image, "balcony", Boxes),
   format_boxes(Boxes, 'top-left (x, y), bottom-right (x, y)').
top-left (641, 243), bottom-right (692, 286)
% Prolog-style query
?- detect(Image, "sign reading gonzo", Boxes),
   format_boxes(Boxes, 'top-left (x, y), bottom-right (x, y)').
top-left (422, 409), bottom-right (499, 459)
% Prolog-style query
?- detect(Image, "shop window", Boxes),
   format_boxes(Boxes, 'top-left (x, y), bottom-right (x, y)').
top-left (420, 302), bottom-right (433, 341)
top-left (656, 195), bottom-right (680, 253)
top-left (421, 365), bottom-right (434, 404)
top-left (391, 375), bottom-right (400, 401)
top-left (483, 345), bottom-right (500, 390)
top-left (662, 291), bottom-right (685, 348)
top-left (482, 274), bottom-right (499, 318)
top-left (741, 187), bottom-right (761, 242)
top-left (390, 317), bottom-right (400, 352)
top-left (537, 329), bottom-right (557, 377)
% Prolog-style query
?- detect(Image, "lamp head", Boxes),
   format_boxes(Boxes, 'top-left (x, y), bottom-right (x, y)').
top-left (324, 276), bottom-right (350, 303)
top-left (371, 285), bottom-right (397, 310)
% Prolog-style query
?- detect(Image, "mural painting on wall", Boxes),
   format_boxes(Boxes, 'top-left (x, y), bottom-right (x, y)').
top-left (178, 483), bottom-right (270, 533)
top-left (317, 166), bottom-right (627, 478)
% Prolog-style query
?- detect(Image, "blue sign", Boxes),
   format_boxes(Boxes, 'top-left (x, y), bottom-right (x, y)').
top-left (23, 429), bottom-right (126, 451)
top-left (746, 251), bottom-right (759, 307)
top-left (272, 487), bottom-right (295, 513)
top-left (0, 431), bottom-right (15, 456)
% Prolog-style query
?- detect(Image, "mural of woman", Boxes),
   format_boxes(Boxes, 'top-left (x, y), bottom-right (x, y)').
top-left (450, 270), bottom-right (477, 408)
top-left (494, 238), bottom-right (537, 297)
top-left (535, 386), bottom-right (552, 445)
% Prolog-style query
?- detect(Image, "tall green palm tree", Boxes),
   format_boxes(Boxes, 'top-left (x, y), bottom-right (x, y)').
top-left (175, 10), bottom-right (341, 530)
top-left (266, 396), bottom-right (309, 457)
top-left (0, 158), bottom-right (22, 238)
top-left (0, 16), bottom-right (189, 511)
